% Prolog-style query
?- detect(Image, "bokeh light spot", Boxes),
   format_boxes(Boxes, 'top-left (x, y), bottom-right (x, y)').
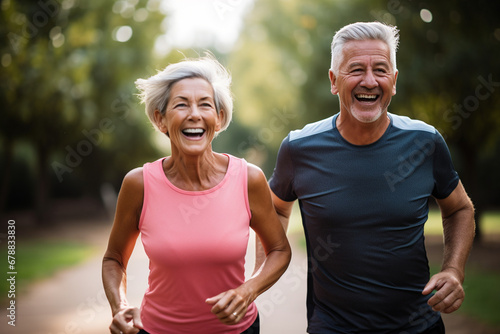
top-left (420, 9), bottom-right (433, 23)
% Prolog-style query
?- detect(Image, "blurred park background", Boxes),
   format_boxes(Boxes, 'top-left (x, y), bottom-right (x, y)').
top-left (1, 0), bottom-right (500, 332)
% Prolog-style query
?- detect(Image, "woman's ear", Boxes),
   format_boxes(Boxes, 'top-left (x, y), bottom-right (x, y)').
top-left (154, 109), bottom-right (167, 133)
top-left (215, 109), bottom-right (224, 132)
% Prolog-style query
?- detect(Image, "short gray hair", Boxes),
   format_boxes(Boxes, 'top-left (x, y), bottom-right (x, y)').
top-left (330, 22), bottom-right (399, 75)
top-left (135, 54), bottom-right (233, 134)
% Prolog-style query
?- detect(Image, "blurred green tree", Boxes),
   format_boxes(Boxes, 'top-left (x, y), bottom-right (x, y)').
top-left (228, 0), bottom-right (395, 173)
top-left (228, 0), bottom-right (500, 240)
top-left (393, 0), bottom-right (500, 241)
top-left (1, 0), bottom-right (166, 223)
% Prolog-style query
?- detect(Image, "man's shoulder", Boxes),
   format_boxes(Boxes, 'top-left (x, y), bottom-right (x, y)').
top-left (390, 113), bottom-right (436, 134)
top-left (289, 115), bottom-right (335, 142)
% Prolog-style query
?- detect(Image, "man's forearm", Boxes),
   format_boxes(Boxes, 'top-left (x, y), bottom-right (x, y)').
top-left (441, 203), bottom-right (475, 281)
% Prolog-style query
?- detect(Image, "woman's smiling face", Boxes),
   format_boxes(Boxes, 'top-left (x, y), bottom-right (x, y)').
top-left (156, 77), bottom-right (222, 156)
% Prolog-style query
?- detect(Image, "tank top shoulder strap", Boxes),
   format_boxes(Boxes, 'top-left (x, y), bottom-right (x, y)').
top-left (226, 154), bottom-right (251, 219)
top-left (139, 158), bottom-right (164, 229)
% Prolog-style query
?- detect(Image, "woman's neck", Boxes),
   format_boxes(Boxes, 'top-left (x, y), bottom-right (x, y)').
top-left (162, 149), bottom-right (228, 191)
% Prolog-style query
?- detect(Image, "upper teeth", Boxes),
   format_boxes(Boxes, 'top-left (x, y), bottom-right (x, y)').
top-left (183, 129), bottom-right (204, 133)
top-left (357, 94), bottom-right (377, 99)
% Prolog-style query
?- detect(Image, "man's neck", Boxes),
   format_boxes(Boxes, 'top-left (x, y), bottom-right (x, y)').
top-left (336, 112), bottom-right (391, 145)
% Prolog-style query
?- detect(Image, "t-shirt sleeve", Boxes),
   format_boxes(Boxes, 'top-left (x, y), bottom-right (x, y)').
top-left (431, 131), bottom-right (460, 199)
top-left (269, 135), bottom-right (297, 202)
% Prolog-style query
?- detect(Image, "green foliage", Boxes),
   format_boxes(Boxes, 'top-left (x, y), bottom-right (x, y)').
top-left (459, 268), bottom-right (500, 327)
top-left (394, 1), bottom-right (500, 150)
top-left (1, 0), bottom-right (166, 215)
top-left (2, 0), bottom-right (499, 218)
top-left (425, 210), bottom-right (500, 235)
top-left (430, 265), bottom-right (500, 328)
top-left (229, 0), bottom-right (401, 174)
top-left (229, 0), bottom-right (500, 207)
top-left (1, 240), bottom-right (96, 298)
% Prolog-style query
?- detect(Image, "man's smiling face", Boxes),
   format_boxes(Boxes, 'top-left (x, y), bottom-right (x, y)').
top-left (330, 39), bottom-right (398, 123)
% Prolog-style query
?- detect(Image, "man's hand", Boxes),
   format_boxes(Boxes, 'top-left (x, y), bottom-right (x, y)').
top-left (109, 306), bottom-right (143, 334)
top-left (422, 268), bottom-right (465, 313)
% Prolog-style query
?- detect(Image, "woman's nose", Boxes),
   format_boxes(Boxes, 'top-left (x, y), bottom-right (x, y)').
top-left (188, 105), bottom-right (202, 119)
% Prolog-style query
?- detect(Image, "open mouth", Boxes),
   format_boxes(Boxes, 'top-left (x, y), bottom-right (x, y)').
top-left (182, 128), bottom-right (205, 138)
top-left (355, 94), bottom-right (379, 102)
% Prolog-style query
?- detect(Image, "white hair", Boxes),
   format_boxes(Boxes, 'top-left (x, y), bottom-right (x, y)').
top-left (330, 22), bottom-right (400, 75)
top-left (135, 54), bottom-right (233, 134)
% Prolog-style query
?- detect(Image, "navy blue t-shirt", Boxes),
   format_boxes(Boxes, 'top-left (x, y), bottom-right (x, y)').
top-left (269, 113), bottom-right (459, 334)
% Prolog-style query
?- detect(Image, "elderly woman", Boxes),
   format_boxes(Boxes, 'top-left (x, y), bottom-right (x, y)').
top-left (102, 55), bottom-right (291, 334)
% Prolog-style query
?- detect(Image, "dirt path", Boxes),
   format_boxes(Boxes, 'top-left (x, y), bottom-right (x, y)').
top-left (1, 217), bottom-right (498, 333)
top-left (426, 235), bottom-right (500, 334)
top-left (0, 219), bottom-right (308, 334)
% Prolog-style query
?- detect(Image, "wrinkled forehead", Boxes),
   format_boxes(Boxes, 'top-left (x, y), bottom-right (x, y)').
top-left (170, 77), bottom-right (215, 99)
top-left (341, 39), bottom-right (391, 65)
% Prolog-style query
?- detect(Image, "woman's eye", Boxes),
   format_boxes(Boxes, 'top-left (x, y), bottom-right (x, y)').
top-left (175, 103), bottom-right (187, 108)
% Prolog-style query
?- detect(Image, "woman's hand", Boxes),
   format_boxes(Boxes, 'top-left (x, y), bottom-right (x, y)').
top-left (103, 169), bottom-right (144, 334)
top-left (205, 285), bottom-right (254, 325)
top-left (206, 163), bottom-right (291, 327)
top-left (109, 306), bottom-right (143, 334)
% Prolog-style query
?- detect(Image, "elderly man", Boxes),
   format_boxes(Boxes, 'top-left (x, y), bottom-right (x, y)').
top-left (265, 22), bottom-right (475, 333)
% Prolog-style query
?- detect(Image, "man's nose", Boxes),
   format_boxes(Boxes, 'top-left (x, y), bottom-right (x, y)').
top-left (361, 69), bottom-right (378, 88)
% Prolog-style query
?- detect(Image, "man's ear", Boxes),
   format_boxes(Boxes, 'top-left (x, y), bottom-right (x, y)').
top-left (392, 70), bottom-right (399, 96)
top-left (329, 69), bottom-right (339, 95)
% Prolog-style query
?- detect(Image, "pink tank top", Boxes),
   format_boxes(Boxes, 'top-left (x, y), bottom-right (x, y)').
top-left (139, 154), bottom-right (258, 334)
